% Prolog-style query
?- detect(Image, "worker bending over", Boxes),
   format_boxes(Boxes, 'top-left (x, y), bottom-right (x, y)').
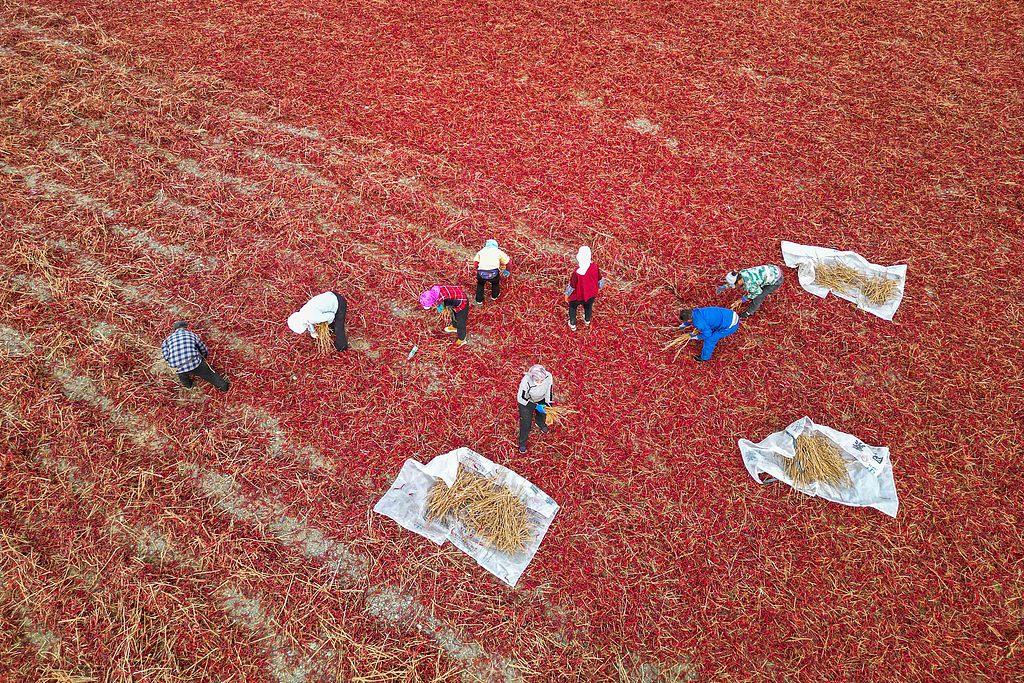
top-left (679, 307), bottom-right (740, 362)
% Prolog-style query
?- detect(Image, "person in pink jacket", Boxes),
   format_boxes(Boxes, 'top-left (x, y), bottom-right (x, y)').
top-left (563, 246), bottom-right (604, 331)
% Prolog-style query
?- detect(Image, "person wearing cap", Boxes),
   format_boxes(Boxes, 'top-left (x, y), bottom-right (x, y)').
top-left (160, 321), bottom-right (229, 392)
top-left (517, 364), bottom-right (553, 453)
top-left (678, 306), bottom-right (740, 361)
top-left (288, 291), bottom-right (348, 351)
top-left (717, 265), bottom-right (784, 318)
top-left (563, 246), bottom-right (604, 331)
top-left (473, 239), bottom-right (511, 304)
top-left (419, 285), bottom-right (469, 346)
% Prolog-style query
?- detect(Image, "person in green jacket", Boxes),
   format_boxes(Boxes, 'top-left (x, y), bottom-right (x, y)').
top-left (717, 265), bottom-right (784, 318)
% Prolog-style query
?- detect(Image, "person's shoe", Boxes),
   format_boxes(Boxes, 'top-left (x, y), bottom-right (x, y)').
top-left (491, 295), bottom-right (500, 301)
top-left (539, 425), bottom-right (549, 435)
top-left (444, 326), bottom-right (458, 333)
top-left (455, 339), bottom-right (467, 347)
top-left (568, 321), bottom-right (577, 331)
top-left (219, 380), bottom-right (230, 393)
top-left (583, 318), bottom-right (592, 326)
top-left (473, 300), bottom-right (483, 306)
top-left (518, 446), bottom-right (527, 454)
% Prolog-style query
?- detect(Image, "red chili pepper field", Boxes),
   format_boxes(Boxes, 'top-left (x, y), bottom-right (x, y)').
top-left (1, 1), bottom-right (1021, 681)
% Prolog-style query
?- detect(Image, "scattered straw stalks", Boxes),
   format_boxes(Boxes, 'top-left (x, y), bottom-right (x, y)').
top-left (814, 260), bottom-right (899, 306)
top-left (785, 431), bottom-right (853, 489)
top-left (426, 466), bottom-right (532, 554)
top-left (314, 322), bottom-right (333, 355)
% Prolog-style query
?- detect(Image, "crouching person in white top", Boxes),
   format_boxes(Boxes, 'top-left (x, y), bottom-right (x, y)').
top-left (288, 291), bottom-right (348, 352)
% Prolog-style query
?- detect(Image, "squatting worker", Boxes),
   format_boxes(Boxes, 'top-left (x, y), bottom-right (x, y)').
top-left (288, 291), bottom-right (348, 351)
top-left (517, 364), bottom-right (553, 454)
top-left (717, 264), bottom-right (783, 318)
top-left (564, 245), bottom-right (604, 331)
top-left (473, 239), bottom-right (510, 305)
top-left (161, 321), bottom-right (229, 392)
top-left (679, 306), bottom-right (740, 362)
top-left (419, 285), bottom-right (469, 346)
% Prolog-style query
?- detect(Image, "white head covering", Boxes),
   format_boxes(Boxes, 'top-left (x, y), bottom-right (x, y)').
top-left (725, 270), bottom-right (739, 286)
top-left (287, 312), bottom-right (306, 334)
top-left (526, 364), bottom-right (548, 384)
top-left (575, 246), bottom-right (592, 275)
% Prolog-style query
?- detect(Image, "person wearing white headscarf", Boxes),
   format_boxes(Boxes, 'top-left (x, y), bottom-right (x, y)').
top-left (563, 246), bottom-right (604, 331)
top-left (516, 364), bottom-right (553, 453)
top-left (716, 265), bottom-right (783, 318)
top-left (287, 291), bottom-right (348, 351)
top-left (472, 238), bottom-right (511, 304)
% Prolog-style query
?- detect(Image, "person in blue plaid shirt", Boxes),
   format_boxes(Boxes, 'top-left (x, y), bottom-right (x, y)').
top-left (160, 321), bottom-right (229, 392)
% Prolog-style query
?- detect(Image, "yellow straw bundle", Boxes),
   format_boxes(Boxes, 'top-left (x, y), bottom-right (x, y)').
top-left (541, 405), bottom-right (569, 426)
top-left (785, 431), bottom-right (853, 489)
top-left (814, 260), bottom-right (899, 305)
top-left (437, 306), bottom-right (453, 325)
top-left (813, 262), bottom-right (861, 294)
top-left (858, 276), bottom-right (899, 306)
top-left (314, 322), bottom-right (333, 355)
top-left (426, 466), bottom-right (533, 553)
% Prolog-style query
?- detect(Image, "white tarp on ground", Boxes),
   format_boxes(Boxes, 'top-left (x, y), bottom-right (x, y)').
top-left (738, 417), bottom-right (899, 517)
top-left (780, 240), bottom-right (907, 320)
top-left (373, 447), bottom-right (559, 587)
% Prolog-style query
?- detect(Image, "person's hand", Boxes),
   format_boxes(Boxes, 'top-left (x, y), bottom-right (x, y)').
top-left (535, 404), bottom-right (546, 414)
top-left (563, 295), bottom-right (569, 303)
top-left (502, 269), bottom-right (510, 278)
top-left (715, 284), bottom-right (728, 294)
top-left (436, 303), bottom-right (445, 313)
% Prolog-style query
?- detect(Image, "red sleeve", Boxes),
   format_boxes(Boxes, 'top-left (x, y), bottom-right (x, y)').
top-left (569, 271), bottom-right (579, 288)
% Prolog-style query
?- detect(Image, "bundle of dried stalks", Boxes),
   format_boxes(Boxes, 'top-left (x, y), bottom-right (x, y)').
top-left (314, 322), bottom-right (332, 355)
top-left (813, 261), bottom-right (861, 294)
top-left (785, 431), bottom-right (853, 488)
top-left (437, 306), bottom-right (453, 326)
top-left (814, 260), bottom-right (899, 305)
top-left (426, 466), bottom-right (532, 553)
top-left (662, 333), bottom-right (693, 362)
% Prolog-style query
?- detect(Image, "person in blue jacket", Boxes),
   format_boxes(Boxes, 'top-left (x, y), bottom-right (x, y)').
top-left (679, 307), bottom-right (740, 361)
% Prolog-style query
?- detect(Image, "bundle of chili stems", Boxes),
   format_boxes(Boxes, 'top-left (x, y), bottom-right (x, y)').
top-left (313, 322), bottom-right (332, 355)
top-left (814, 260), bottom-right (899, 306)
top-left (542, 405), bottom-right (569, 426)
top-left (426, 466), bottom-right (533, 553)
top-left (437, 306), bottom-right (453, 325)
top-left (663, 329), bottom-right (693, 362)
top-left (785, 431), bottom-right (853, 489)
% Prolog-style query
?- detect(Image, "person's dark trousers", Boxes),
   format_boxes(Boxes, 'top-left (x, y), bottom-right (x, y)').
top-left (330, 292), bottom-right (349, 351)
top-left (568, 297), bottom-right (595, 326)
top-left (178, 360), bottom-right (229, 392)
top-left (475, 272), bottom-right (500, 303)
top-left (453, 306), bottom-right (468, 341)
top-left (742, 278), bottom-right (782, 317)
top-left (517, 401), bottom-right (547, 450)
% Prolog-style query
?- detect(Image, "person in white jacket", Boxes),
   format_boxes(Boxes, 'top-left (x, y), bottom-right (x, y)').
top-left (287, 291), bottom-right (348, 351)
top-left (516, 364), bottom-right (553, 453)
